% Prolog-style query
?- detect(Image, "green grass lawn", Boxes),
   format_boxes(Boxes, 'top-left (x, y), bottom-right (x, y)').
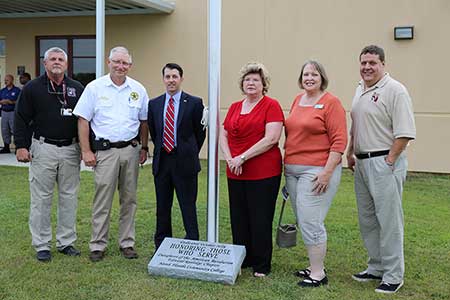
top-left (0, 161), bottom-right (449, 300)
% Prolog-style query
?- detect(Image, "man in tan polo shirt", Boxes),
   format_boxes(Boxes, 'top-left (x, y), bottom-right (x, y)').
top-left (347, 45), bottom-right (416, 294)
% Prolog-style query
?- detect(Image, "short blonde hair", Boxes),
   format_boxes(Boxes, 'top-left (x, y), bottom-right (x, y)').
top-left (238, 62), bottom-right (270, 95)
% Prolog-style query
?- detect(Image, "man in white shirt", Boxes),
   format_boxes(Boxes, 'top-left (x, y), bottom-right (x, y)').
top-left (73, 46), bottom-right (149, 262)
top-left (347, 45), bottom-right (416, 294)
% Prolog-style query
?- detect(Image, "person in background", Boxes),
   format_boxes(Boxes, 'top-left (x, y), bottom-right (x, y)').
top-left (284, 60), bottom-right (347, 287)
top-left (19, 72), bottom-right (33, 142)
top-left (0, 74), bottom-right (21, 153)
top-left (220, 62), bottom-right (284, 277)
top-left (19, 72), bottom-right (32, 86)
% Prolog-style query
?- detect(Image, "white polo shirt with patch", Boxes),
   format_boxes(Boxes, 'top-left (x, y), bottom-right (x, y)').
top-left (350, 73), bottom-right (416, 154)
top-left (73, 74), bottom-right (149, 142)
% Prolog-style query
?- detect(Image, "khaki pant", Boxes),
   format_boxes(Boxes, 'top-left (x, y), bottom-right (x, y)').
top-left (90, 145), bottom-right (140, 252)
top-left (354, 153), bottom-right (407, 284)
top-left (29, 138), bottom-right (81, 251)
top-left (285, 164), bottom-right (342, 246)
top-left (1, 110), bottom-right (14, 145)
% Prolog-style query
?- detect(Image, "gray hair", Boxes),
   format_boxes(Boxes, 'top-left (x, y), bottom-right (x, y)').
top-left (44, 47), bottom-right (68, 61)
top-left (238, 62), bottom-right (271, 95)
top-left (298, 60), bottom-right (329, 91)
top-left (109, 46), bottom-right (132, 64)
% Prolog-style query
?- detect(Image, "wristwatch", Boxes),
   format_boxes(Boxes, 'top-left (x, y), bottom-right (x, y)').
top-left (240, 155), bottom-right (246, 162)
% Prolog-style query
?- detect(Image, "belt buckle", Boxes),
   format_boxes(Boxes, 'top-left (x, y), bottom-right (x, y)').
top-left (367, 152), bottom-right (372, 158)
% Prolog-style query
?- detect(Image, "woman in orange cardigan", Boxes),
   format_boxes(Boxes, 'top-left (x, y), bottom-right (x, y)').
top-left (284, 60), bottom-right (347, 287)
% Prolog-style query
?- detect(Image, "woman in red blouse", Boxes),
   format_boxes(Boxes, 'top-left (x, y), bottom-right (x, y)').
top-left (284, 60), bottom-right (347, 287)
top-left (220, 62), bottom-right (284, 277)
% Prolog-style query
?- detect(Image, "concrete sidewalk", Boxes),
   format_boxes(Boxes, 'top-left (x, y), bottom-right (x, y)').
top-left (0, 152), bottom-right (95, 171)
top-left (0, 121), bottom-right (150, 170)
top-left (0, 152), bottom-right (151, 171)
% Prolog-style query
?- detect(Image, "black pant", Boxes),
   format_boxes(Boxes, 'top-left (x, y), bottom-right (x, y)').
top-left (154, 150), bottom-right (199, 249)
top-left (227, 175), bottom-right (281, 274)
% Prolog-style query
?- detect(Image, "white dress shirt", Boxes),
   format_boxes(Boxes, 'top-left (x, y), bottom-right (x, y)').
top-left (73, 74), bottom-right (149, 142)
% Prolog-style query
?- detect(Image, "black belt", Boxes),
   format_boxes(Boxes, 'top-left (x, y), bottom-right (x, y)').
top-left (35, 135), bottom-right (77, 147)
top-left (355, 150), bottom-right (390, 159)
top-left (110, 140), bottom-right (137, 149)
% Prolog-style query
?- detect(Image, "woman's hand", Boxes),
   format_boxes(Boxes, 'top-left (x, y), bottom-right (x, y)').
top-left (312, 170), bottom-right (332, 194)
top-left (227, 156), bottom-right (244, 176)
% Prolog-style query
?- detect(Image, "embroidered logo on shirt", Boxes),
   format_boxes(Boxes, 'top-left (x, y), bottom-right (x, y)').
top-left (130, 91), bottom-right (139, 101)
top-left (371, 92), bottom-right (379, 103)
top-left (67, 87), bottom-right (76, 97)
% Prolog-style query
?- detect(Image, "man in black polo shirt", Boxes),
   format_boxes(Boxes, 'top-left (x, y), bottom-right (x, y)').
top-left (14, 47), bottom-right (84, 262)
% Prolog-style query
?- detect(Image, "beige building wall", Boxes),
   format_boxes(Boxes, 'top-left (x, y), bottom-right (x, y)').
top-left (0, 0), bottom-right (449, 172)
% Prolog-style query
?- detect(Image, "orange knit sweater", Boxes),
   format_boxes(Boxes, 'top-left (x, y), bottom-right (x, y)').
top-left (284, 92), bottom-right (348, 166)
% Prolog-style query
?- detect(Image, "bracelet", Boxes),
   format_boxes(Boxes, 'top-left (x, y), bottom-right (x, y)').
top-left (141, 146), bottom-right (149, 151)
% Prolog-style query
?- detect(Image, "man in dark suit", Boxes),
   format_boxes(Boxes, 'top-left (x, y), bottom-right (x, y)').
top-left (148, 63), bottom-right (206, 249)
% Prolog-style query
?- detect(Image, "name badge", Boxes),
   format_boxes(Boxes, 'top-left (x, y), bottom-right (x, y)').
top-left (314, 104), bottom-right (324, 109)
top-left (61, 108), bottom-right (73, 116)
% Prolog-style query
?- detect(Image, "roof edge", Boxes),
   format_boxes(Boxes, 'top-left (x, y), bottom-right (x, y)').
top-left (129, 0), bottom-right (175, 14)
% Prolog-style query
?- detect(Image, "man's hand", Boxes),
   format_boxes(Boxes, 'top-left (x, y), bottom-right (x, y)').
top-left (16, 148), bottom-right (32, 162)
top-left (139, 149), bottom-right (148, 165)
top-left (347, 154), bottom-right (356, 173)
top-left (82, 150), bottom-right (96, 167)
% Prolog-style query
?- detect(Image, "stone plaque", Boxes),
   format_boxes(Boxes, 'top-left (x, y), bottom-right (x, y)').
top-left (148, 238), bottom-right (246, 285)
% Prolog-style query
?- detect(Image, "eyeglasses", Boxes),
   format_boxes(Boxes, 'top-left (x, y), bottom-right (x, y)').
top-left (47, 79), bottom-right (64, 95)
top-left (47, 79), bottom-right (67, 106)
top-left (110, 59), bottom-right (132, 67)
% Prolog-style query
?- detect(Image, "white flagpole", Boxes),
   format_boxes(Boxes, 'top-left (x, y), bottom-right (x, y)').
top-left (96, 0), bottom-right (105, 78)
top-left (206, 0), bottom-right (221, 242)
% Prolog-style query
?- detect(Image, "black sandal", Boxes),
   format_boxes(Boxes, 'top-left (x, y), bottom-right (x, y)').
top-left (298, 275), bottom-right (328, 288)
top-left (293, 268), bottom-right (311, 278)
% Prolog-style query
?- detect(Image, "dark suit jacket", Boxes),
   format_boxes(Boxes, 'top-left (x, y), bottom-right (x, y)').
top-left (148, 91), bottom-right (206, 176)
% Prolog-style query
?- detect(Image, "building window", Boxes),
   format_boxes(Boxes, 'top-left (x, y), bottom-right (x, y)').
top-left (0, 38), bottom-right (5, 56)
top-left (36, 35), bottom-right (95, 87)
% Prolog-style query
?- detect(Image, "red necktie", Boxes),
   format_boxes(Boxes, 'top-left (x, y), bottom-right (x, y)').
top-left (163, 97), bottom-right (175, 153)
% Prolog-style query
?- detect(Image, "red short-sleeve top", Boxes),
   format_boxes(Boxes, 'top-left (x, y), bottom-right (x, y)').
top-left (223, 96), bottom-right (284, 180)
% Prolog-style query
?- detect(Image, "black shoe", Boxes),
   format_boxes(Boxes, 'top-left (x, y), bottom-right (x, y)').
top-left (352, 270), bottom-right (382, 282)
top-left (36, 250), bottom-right (51, 262)
top-left (298, 275), bottom-right (328, 287)
top-left (58, 245), bottom-right (81, 256)
top-left (120, 247), bottom-right (138, 259)
top-left (0, 147), bottom-right (10, 154)
top-left (89, 250), bottom-right (105, 262)
top-left (375, 281), bottom-right (404, 294)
